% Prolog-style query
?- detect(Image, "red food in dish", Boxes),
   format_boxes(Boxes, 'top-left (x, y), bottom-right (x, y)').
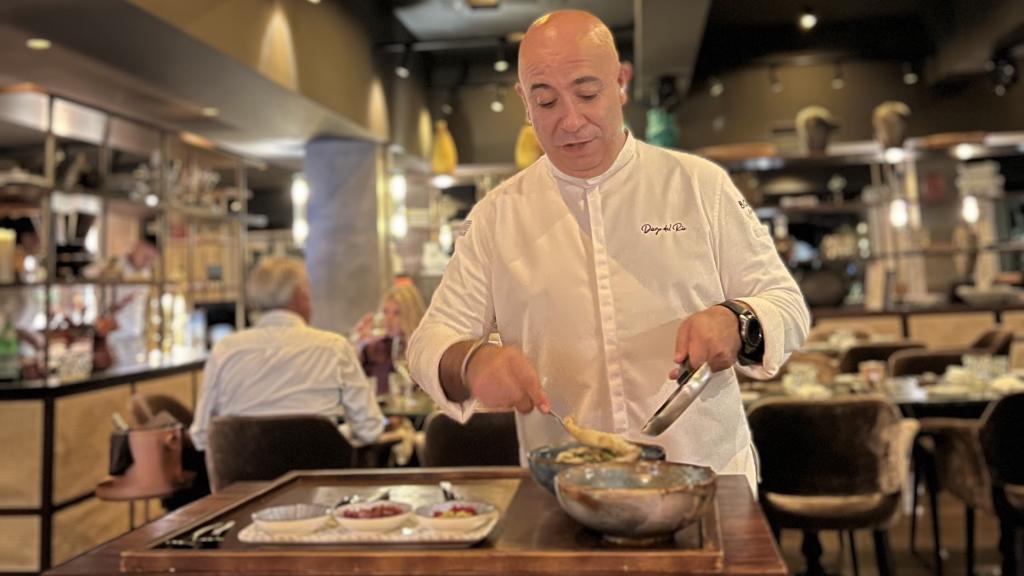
top-left (342, 504), bottom-right (406, 519)
top-left (432, 505), bottom-right (477, 518)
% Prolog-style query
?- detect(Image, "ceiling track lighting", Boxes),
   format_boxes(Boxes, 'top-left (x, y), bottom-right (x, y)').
top-left (902, 62), bottom-right (919, 86)
top-left (708, 76), bottom-right (724, 98)
top-left (493, 39), bottom-right (510, 73)
top-left (988, 53), bottom-right (1018, 97)
top-left (769, 65), bottom-right (783, 94)
top-left (831, 62), bottom-right (845, 90)
top-left (490, 84), bottom-right (505, 113)
top-left (798, 7), bottom-right (818, 31)
top-left (395, 44), bottom-right (411, 79)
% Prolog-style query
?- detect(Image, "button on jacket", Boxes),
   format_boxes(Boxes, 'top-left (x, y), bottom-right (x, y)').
top-left (408, 133), bottom-right (809, 472)
top-left (190, 310), bottom-right (385, 451)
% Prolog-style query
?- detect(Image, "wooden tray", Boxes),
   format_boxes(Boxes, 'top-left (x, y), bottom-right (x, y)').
top-left (120, 468), bottom-right (724, 575)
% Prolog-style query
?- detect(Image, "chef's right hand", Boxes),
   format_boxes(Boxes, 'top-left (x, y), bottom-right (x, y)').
top-left (465, 345), bottom-right (550, 414)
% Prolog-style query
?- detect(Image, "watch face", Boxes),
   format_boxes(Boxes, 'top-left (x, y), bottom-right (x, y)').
top-left (745, 315), bottom-right (763, 348)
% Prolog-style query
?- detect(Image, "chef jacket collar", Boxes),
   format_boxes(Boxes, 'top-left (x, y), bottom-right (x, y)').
top-left (546, 130), bottom-right (637, 189)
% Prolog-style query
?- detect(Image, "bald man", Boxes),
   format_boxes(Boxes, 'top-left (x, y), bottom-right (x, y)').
top-left (409, 11), bottom-right (809, 492)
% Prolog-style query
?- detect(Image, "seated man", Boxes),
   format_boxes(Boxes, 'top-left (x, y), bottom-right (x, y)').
top-left (189, 256), bottom-right (386, 452)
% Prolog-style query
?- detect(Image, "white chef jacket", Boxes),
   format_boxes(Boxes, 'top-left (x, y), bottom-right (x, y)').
top-left (189, 310), bottom-right (385, 451)
top-left (408, 132), bottom-right (810, 473)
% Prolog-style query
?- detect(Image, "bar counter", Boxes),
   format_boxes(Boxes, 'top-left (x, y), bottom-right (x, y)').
top-left (0, 354), bottom-right (206, 574)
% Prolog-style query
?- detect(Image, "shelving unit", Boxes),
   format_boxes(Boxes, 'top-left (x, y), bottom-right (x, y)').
top-left (718, 134), bottom-right (1024, 310)
top-left (0, 88), bottom-right (249, 385)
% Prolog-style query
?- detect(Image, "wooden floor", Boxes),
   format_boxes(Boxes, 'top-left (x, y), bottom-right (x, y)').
top-left (777, 491), bottom-right (1004, 576)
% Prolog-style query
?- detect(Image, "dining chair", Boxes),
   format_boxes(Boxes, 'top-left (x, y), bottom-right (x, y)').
top-left (980, 392), bottom-right (1024, 576)
top-left (420, 411), bottom-right (519, 467)
top-left (889, 350), bottom-right (965, 379)
top-left (747, 395), bottom-right (919, 576)
top-left (837, 342), bottom-right (925, 374)
top-left (970, 329), bottom-right (1013, 356)
top-left (205, 414), bottom-right (354, 492)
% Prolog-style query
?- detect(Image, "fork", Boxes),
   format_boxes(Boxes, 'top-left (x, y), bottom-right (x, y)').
top-left (547, 408), bottom-right (571, 434)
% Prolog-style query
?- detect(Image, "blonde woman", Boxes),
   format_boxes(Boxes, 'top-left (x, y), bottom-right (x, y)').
top-left (353, 281), bottom-right (426, 395)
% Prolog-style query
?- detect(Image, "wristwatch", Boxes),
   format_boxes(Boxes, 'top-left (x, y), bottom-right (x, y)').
top-left (717, 300), bottom-right (764, 365)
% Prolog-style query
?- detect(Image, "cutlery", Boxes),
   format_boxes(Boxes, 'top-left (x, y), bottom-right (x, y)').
top-left (439, 481), bottom-right (456, 501)
top-left (547, 408), bottom-right (571, 434)
top-left (332, 488), bottom-right (391, 511)
top-left (165, 520), bottom-right (231, 548)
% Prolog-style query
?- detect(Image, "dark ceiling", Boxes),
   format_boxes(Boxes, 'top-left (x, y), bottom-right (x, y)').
top-left (358, 0), bottom-right (1017, 92)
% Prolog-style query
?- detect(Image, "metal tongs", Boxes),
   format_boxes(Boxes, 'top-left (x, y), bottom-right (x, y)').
top-left (641, 359), bottom-right (714, 437)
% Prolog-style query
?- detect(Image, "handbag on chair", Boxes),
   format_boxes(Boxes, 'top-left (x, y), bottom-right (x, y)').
top-left (97, 423), bottom-right (195, 501)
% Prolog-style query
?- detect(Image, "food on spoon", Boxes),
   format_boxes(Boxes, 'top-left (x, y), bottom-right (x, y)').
top-left (556, 416), bottom-right (642, 463)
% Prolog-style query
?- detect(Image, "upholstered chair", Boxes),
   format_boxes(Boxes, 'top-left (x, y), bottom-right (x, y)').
top-left (748, 395), bottom-right (919, 576)
top-left (205, 414), bottom-right (354, 492)
top-left (980, 392), bottom-right (1024, 576)
top-left (970, 329), bottom-right (1013, 356)
top-left (837, 342), bottom-right (924, 374)
top-left (420, 412), bottom-right (519, 467)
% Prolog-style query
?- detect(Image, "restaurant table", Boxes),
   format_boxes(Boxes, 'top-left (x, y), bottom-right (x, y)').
top-left (380, 392), bottom-right (437, 428)
top-left (45, 467), bottom-right (787, 576)
top-left (742, 382), bottom-right (995, 419)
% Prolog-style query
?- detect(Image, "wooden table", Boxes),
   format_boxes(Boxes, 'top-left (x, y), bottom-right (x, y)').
top-left (46, 468), bottom-right (786, 576)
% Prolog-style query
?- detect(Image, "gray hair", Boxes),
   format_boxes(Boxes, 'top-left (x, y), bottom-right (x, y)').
top-left (246, 256), bottom-right (308, 312)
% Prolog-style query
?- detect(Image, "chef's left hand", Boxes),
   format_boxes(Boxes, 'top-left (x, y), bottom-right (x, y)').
top-left (669, 305), bottom-right (741, 378)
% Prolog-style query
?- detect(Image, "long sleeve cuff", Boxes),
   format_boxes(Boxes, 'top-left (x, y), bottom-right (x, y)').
top-left (735, 294), bottom-right (809, 379)
top-left (408, 324), bottom-right (479, 424)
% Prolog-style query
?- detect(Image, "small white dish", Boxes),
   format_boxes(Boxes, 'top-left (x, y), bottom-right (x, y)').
top-left (414, 501), bottom-right (498, 532)
top-left (251, 504), bottom-right (331, 535)
top-left (334, 501), bottom-right (412, 532)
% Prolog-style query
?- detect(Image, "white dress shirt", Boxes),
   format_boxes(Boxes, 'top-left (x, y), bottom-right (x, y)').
top-left (189, 310), bottom-right (385, 451)
top-left (408, 133), bottom-right (810, 473)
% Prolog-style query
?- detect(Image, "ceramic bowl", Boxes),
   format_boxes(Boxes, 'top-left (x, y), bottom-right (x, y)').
top-left (527, 442), bottom-right (665, 495)
top-left (251, 504), bottom-right (331, 535)
top-left (554, 460), bottom-right (716, 545)
top-left (334, 501), bottom-right (412, 532)
top-left (414, 500), bottom-right (497, 532)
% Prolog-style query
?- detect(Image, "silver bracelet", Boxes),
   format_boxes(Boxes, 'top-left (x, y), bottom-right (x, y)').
top-left (459, 337), bottom-right (490, 389)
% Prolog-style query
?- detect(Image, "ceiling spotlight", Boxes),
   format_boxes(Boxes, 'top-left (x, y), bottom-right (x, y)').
top-left (491, 85), bottom-right (505, 113)
top-left (26, 38), bottom-right (51, 50)
top-left (307, 0), bottom-right (321, 3)
top-left (201, 107), bottom-right (219, 118)
top-left (493, 40), bottom-right (510, 73)
top-left (395, 45), bottom-right (411, 79)
top-left (883, 147), bottom-right (906, 164)
top-left (989, 54), bottom-right (1017, 97)
top-left (431, 174), bottom-right (456, 189)
top-left (961, 195), bottom-right (980, 224)
top-left (769, 65), bottom-right (783, 94)
top-left (902, 62), bottom-right (919, 86)
top-left (709, 76), bottom-right (724, 98)
top-left (953, 143), bottom-right (976, 161)
top-left (889, 198), bottom-right (909, 228)
top-left (830, 62), bottom-right (845, 90)
top-left (798, 7), bottom-right (817, 31)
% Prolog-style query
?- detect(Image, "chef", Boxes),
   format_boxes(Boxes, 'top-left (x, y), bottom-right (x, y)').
top-left (407, 10), bottom-right (809, 492)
